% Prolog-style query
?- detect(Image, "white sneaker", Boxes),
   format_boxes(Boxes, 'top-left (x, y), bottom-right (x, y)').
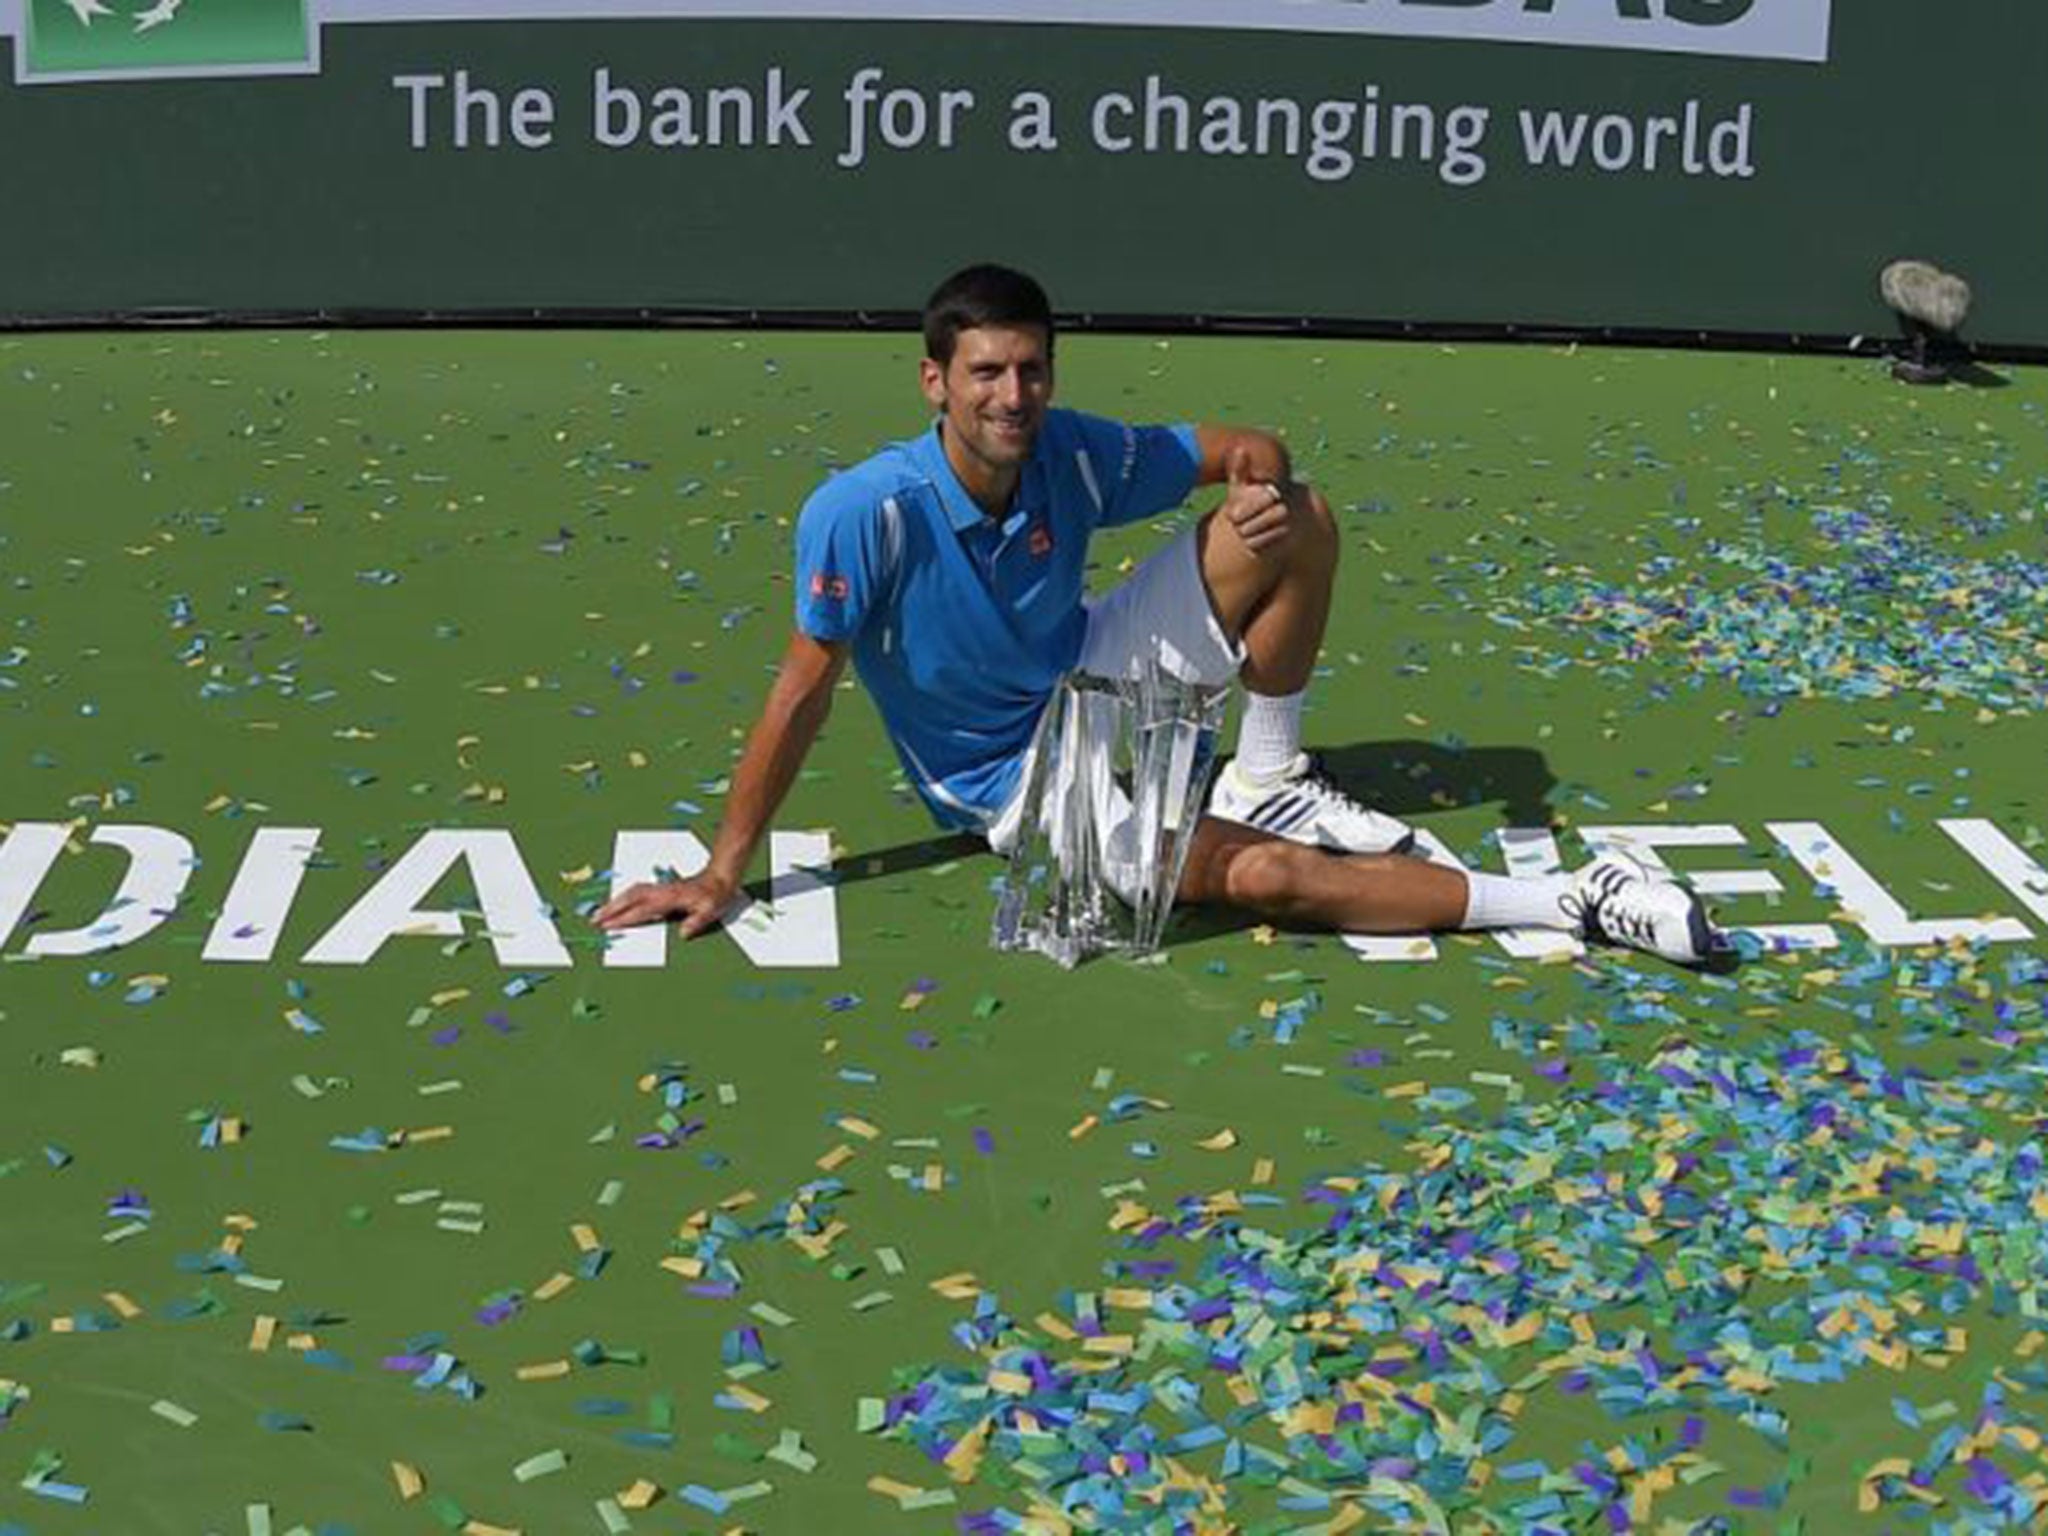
top-left (1566, 851), bottom-right (1716, 965)
top-left (1206, 752), bottom-right (1415, 855)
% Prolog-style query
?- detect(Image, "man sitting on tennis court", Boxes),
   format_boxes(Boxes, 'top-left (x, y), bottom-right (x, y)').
top-left (595, 263), bottom-right (1716, 964)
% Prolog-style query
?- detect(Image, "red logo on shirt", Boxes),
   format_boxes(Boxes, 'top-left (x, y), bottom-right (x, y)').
top-left (1028, 523), bottom-right (1054, 557)
top-left (809, 572), bottom-right (851, 600)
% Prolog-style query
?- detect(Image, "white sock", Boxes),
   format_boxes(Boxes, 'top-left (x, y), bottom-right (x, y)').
top-left (1459, 872), bottom-right (1576, 932)
top-left (1234, 690), bottom-right (1304, 782)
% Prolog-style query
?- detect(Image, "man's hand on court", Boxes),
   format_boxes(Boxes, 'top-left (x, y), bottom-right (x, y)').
top-left (1221, 446), bottom-right (1306, 555)
top-left (592, 873), bottom-right (738, 938)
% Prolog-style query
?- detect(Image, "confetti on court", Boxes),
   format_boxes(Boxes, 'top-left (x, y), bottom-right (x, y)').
top-left (0, 332), bottom-right (2044, 1532)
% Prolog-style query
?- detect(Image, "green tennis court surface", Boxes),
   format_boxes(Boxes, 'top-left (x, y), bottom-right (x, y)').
top-left (2, 329), bottom-right (2046, 1534)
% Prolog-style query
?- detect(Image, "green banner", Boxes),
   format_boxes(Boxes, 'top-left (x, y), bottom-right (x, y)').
top-left (3, 3), bottom-right (2043, 344)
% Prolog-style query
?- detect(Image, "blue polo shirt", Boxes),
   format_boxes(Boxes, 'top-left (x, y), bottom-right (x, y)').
top-left (794, 408), bottom-right (1201, 831)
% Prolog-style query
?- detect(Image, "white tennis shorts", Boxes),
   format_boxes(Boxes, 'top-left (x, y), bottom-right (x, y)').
top-left (986, 526), bottom-right (1243, 855)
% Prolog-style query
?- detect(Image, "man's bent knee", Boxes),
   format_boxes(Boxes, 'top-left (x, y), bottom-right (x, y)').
top-left (1293, 486), bottom-right (1339, 572)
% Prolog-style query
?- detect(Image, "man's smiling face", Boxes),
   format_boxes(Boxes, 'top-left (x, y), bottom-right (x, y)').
top-left (921, 322), bottom-right (1054, 489)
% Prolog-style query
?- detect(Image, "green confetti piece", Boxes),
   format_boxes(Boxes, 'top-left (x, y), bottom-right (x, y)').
top-left (850, 1290), bottom-right (893, 1311)
top-left (856, 1397), bottom-right (887, 1433)
top-left (712, 1432), bottom-right (762, 1462)
top-left (233, 1273), bottom-right (284, 1293)
top-left (767, 1429), bottom-right (818, 1473)
top-left (101, 1221), bottom-right (149, 1244)
top-left (721, 1480), bottom-right (774, 1503)
top-left (1090, 1066), bottom-right (1115, 1090)
top-left (647, 1392), bottom-right (674, 1432)
top-left (972, 994), bottom-right (1000, 1018)
top-left (259, 1411), bottom-right (311, 1432)
top-left (747, 1302), bottom-right (794, 1327)
top-left (512, 1447), bottom-right (568, 1482)
top-left (425, 1493), bottom-right (468, 1529)
top-left (876, 1247), bottom-right (905, 1276)
top-left (902, 1488), bottom-right (958, 1511)
top-left (589, 1122), bottom-right (617, 1144)
top-left (597, 1179), bottom-right (624, 1207)
top-left (406, 1007), bottom-right (434, 1029)
top-left (150, 1400), bottom-right (197, 1428)
top-left (416, 1079), bottom-right (463, 1096)
top-left (394, 1187), bottom-right (443, 1206)
top-left (246, 1504), bottom-right (273, 1536)
top-left (716, 1082), bottom-right (738, 1105)
top-left (435, 1218), bottom-right (485, 1235)
top-left (595, 1497), bottom-right (632, 1535)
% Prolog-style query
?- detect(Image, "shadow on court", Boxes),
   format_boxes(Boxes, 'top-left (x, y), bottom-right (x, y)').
top-left (1305, 738), bottom-right (1558, 828)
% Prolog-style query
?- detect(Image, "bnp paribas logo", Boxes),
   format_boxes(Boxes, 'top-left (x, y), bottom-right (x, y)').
top-left (19, 0), bottom-right (315, 84)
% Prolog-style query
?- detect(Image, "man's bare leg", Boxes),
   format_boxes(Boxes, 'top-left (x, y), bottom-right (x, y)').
top-left (1172, 814), bottom-right (1717, 964)
top-left (1176, 815), bottom-right (1466, 932)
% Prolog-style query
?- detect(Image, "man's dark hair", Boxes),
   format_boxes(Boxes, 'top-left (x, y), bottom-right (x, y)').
top-left (922, 264), bottom-right (1055, 367)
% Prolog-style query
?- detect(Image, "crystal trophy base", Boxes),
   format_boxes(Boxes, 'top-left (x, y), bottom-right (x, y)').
top-left (991, 663), bottom-right (1229, 968)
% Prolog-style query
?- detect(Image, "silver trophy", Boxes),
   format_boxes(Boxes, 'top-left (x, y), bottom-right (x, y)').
top-left (991, 662), bottom-right (1230, 967)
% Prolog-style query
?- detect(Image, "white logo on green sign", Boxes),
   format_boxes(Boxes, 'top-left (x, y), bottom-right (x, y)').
top-left (22, 0), bottom-right (312, 82)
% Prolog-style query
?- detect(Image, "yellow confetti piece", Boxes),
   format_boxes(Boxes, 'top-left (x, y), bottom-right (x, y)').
top-left (1251, 1158), bottom-right (1275, 1186)
top-left (430, 989), bottom-right (470, 1008)
top-left (723, 1384), bottom-right (773, 1413)
top-left (532, 1273), bottom-right (574, 1302)
top-left (929, 1273), bottom-right (980, 1300)
top-left (1196, 1129), bottom-right (1238, 1152)
top-left (943, 1421), bottom-right (989, 1483)
top-left (559, 864), bottom-right (595, 883)
top-left (867, 1476), bottom-right (924, 1502)
top-left (816, 1144), bottom-right (856, 1172)
top-left (1067, 1115), bottom-right (1099, 1140)
top-left (617, 1479), bottom-right (661, 1510)
top-left (836, 1116), bottom-right (881, 1140)
top-left (461, 1522), bottom-right (522, 1536)
top-left (661, 1257), bottom-right (705, 1280)
top-left (570, 1224), bottom-right (601, 1252)
top-left (1383, 1081), bottom-right (1427, 1099)
top-left (718, 1189), bottom-right (758, 1211)
top-left (1102, 1288), bottom-right (1153, 1310)
top-left (392, 1462), bottom-right (425, 1501)
top-left (404, 1126), bottom-right (455, 1143)
top-left (248, 1315), bottom-right (277, 1352)
top-left (921, 1164), bottom-right (945, 1193)
top-left (103, 1291), bottom-right (141, 1319)
top-left (516, 1360), bottom-right (572, 1381)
